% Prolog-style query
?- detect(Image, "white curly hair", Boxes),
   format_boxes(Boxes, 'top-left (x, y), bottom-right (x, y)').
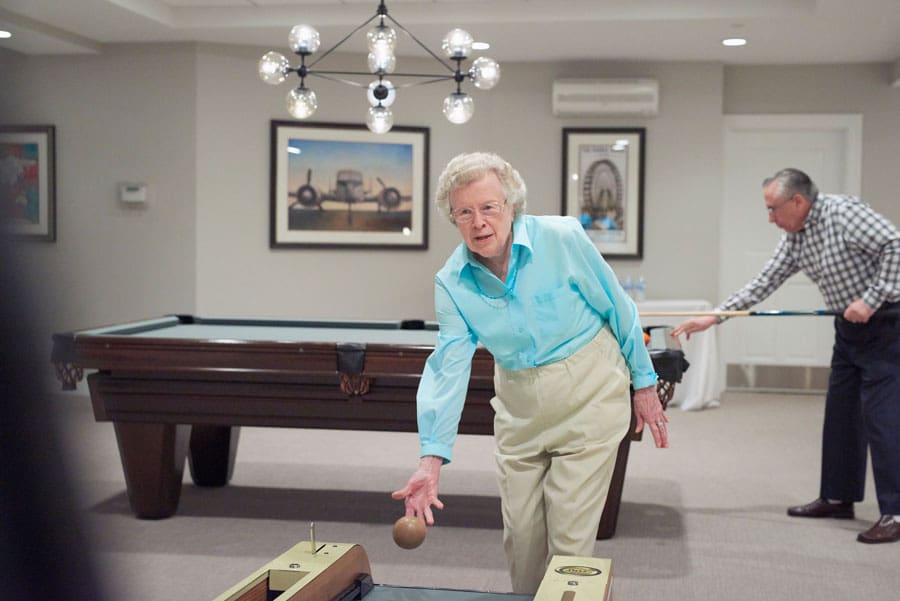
top-left (434, 152), bottom-right (527, 223)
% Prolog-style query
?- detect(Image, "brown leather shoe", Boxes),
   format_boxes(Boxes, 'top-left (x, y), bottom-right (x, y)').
top-left (787, 498), bottom-right (854, 519)
top-left (857, 515), bottom-right (900, 544)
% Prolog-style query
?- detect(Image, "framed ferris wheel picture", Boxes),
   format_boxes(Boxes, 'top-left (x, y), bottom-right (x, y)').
top-left (562, 127), bottom-right (645, 259)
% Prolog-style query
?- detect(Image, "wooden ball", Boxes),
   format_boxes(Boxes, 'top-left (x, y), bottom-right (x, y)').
top-left (392, 516), bottom-right (426, 549)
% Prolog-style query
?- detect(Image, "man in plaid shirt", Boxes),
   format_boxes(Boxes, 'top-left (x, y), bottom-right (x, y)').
top-left (673, 167), bottom-right (900, 544)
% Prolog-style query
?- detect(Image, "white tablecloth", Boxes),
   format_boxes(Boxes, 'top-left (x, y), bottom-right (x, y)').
top-left (637, 299), bottom-right (724, 411)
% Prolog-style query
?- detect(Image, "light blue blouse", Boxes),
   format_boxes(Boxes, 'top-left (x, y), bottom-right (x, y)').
top-left (417, 214), bottom-right (657, 462)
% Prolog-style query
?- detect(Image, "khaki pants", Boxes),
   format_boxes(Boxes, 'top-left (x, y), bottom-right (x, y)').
top-left (491, 327), bottom-right (631, 594)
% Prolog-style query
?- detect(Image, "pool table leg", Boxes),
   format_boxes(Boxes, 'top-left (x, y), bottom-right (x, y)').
top-left (596, 406), bottom-right (639, 539)
top-left (188, 425), bottom-right (240, 487)
top-left (112, 421), bottom-right (190, 519)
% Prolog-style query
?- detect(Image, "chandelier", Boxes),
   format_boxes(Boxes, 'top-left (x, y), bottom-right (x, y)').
top-left (258, 0), bottom-right (501, 134)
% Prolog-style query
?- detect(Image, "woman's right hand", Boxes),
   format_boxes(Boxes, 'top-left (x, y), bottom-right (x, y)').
top-left (390, 455), bottom-right (445, 525)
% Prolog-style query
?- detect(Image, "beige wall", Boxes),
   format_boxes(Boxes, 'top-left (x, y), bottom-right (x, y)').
top-left (724, 63), bottom-right (900, 225)
top-left (1, 44), bottom-right (898, 365)
top-left (0, 44), bottom-right (198, 339)
top-left (192, 45), bottom-right (724, 319)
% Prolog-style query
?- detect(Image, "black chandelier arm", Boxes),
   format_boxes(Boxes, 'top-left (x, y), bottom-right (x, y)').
top-left (384, 13), bottom-right (457, 74)
top-left (394, 76), bottom-right (458, 89)
top-left (307, 69), bottom-right (455, 81)
top-left (307, 13), bottom-right (380, 69)
top-left (453, 58), bottom-right (466, 86)
top-left (306, 72), bottom-right (367, 88)
top-left (294, 56), bottom-right (309, 81)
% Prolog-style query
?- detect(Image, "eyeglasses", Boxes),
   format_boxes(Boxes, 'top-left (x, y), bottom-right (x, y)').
top-left (451, 201), bottom-right (506, 224)
top-left (766, 194), bottom-right (795, 215)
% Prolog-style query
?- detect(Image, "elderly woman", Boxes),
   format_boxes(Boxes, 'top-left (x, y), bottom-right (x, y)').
top-left (392, 152), bottom-right (667, 593)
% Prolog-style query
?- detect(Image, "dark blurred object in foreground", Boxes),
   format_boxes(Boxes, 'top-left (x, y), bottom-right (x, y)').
top-left (0, 235), bottom-right (109, 600)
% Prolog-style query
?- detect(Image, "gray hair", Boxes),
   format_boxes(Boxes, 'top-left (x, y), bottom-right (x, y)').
top-left (763, 168), bottom-right (819, 203)
top-left (434, 152), bottom-right (527, 223)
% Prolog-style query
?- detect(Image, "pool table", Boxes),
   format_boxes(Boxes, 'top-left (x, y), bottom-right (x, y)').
top-left (51, 315), bottom-right (686, 537)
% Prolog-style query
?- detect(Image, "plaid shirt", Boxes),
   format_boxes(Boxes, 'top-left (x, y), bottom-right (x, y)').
top-left (719, 194), bottom-right (900, 313)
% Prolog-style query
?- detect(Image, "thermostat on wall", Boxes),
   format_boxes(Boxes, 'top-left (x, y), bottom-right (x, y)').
top-left (119, 183), bottom-right (147, 203)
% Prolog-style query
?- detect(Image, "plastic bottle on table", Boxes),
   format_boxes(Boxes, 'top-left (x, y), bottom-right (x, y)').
top-left (635, 276), bottom-right (646, 301)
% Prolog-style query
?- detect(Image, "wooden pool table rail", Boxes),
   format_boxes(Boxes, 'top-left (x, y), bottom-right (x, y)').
top-left (51, 315), bottom-right (684, 540)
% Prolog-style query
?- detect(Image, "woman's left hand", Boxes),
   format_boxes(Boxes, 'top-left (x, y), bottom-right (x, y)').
top-left (633, 385), bottom-right (668, 448)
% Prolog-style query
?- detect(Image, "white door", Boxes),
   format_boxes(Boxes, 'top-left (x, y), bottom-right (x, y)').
top-left (720, 115), bottom-right (862, 367)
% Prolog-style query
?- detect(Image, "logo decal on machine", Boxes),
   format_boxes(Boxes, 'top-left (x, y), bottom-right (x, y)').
top-left (555, 565), bottom-right (602, 576)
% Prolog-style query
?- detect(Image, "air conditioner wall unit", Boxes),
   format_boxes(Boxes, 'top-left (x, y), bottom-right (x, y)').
top-left (552, 78), bottom-right (659, 117)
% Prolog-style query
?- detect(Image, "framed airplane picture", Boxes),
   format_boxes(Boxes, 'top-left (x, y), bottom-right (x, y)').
top-left (270, 121), bottom-right (429, 250)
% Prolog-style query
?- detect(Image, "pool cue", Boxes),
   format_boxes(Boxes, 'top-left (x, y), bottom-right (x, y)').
top-left (639, 309), bottom-right (840, 317)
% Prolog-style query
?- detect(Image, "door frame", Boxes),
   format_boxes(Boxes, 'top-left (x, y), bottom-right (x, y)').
top-left (724, 114), bottom-right (862, 194)
top-left (720, 114), bottom-right (862, 386)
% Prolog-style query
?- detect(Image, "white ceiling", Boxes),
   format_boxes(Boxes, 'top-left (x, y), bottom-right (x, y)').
top-left (0, 0), bottom-right (899, 66)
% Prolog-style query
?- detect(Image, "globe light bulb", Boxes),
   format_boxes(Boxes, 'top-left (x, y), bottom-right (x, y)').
top-left (367, 79), bottom-right (396, 108)
top-left (469, 56), bottom-right (501, 90)
top-left (442, 28), bottom-right (473, 59)
top-left (286, 87), bottom-right (318, 119)
top-left (288, 24), bottom-right (320, 55)
top-left (443, 92), bottom-right (474, 124)
top-left (366, 25), bottom-right (397, 53)
top-left (366, 106), bottom-right (394, 134)
top-left (258, 51), bottom-right (290, 85)
top-left (367, 48), bottom-right (396, 74)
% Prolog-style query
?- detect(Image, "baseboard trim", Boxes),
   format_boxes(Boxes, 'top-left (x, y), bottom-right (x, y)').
top-left (726, 364), bottom-right (829, 393)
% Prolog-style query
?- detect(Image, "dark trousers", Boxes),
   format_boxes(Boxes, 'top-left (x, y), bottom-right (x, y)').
top-left (821, 303), bottom-right (900, 514)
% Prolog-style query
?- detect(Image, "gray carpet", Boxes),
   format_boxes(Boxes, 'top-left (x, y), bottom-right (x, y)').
top-left (54, 390), bottom-right (899, 600)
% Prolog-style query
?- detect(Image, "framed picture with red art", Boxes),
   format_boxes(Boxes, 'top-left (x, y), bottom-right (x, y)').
top-left (1, 125), bottom-right (56, 242)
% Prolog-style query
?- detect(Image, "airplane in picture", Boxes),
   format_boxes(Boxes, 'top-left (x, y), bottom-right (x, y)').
top-left (289, 168), bottom-right (407, 212)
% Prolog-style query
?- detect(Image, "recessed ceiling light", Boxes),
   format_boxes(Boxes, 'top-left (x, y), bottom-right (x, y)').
top-left (472, 42), bottom-right (490, 50)
top-left (0, 30), bottom-right (12, 39)
top-left (722, 37), bottom-right (747, 47)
